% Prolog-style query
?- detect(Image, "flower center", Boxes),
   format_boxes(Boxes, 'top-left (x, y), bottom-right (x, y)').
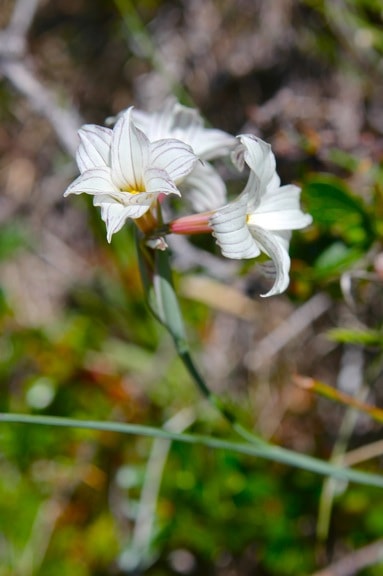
top-left (122, 185), bottom-right (145, 195)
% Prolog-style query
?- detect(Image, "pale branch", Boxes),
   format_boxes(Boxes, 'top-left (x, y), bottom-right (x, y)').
top-left (311, 539), bottom-right (383, 576)
top-left (0, 0), bottom-right (82, 157)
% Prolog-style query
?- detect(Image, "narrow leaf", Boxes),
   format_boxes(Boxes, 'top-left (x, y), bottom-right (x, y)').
top-left (1, 411), bottom-right (383, 488)
top-left (294, 375), bottom-right (383, 424)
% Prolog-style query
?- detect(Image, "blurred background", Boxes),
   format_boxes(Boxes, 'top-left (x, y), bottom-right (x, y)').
top-left (1, 0), bottom-right (383, 574)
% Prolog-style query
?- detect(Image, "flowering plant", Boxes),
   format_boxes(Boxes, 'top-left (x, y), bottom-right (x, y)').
top-left (65, 99), bottom-right (312, 297)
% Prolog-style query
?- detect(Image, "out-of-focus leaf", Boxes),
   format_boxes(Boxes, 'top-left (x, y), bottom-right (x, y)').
top-left (303, 175), bottom-right (373, 246)
top-left (0, 223), bottom-right (28, 261)
top-left (328, 328), bottom-right (383, 347)
top-left (312, 242), bottom-right (364, 278)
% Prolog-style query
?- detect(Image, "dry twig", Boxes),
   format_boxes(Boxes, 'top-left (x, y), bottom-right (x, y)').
top-left (311, 539), bottom-right (383, 576)
top-left (0, 0), bottom-right (82, 157)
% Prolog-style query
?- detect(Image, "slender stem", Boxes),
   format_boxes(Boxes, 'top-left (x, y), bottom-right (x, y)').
top-left (1, 412), bottom-right (383, 488)
top-left (178, 346), bottom-right (266, 446)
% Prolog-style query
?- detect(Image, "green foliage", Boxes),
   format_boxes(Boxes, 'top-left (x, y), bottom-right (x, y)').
top-left (2, 0), bottom-right (383, 575)
top-left (327, 328), bottom-right (383, 347)
top-left (302, 174), bottom-right (375, 282)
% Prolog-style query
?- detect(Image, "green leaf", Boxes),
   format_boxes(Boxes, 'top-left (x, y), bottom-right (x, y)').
top-left (0, 222), bottom-right (28, 261)
top-left (313, 242), bottom-right (363, 279)
top-left (1, 412), bottom-right (383, 489)
top-left (303, 175), bottom-right (373, 246)
top-left (152, 248), bottom-right (188, 351)
top-left (327, 328), bottom-right (383, 347)
top-left (136, 232), bottom-right (188, 353)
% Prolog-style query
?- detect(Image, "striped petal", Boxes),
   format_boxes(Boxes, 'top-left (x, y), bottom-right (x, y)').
top-left (149, 138), bottom-right (196, 183)
top-left (133, 98), bottom-right (236, 160)
top-left (181, 161), bottom-right (227, 212)
top-left (144, 167), bottom-right (181, 197)
top-left (111, 107), bottom-right (150, 191)
top-left (210, 192), bottom-right (261, 259)
top-left (247, 185), bottom-right (313, 230)
top-left (93, 197), bottom-right (149, 242)
top-left (234, 136), bottom-right (280, 198)
top-left (76, 125), bottom-right (112, 173)
top-left (249, 226), bottom-right (291, 297)
top-left (64, 167), bottom-right (119, 197)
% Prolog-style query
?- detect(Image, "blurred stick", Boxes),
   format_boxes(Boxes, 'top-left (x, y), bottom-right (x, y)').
top-left (311, 539), bottom-right (383, 576)
top-left (313, 346), bottom-right (367, 541)
top-left (119, 408), bottom-right (196, 571)
top-left (344, 439), bottom-right (383, 468)
top-left (294, 375), bottom-right (383, 424)
top-left (0, 0), bottom-right (82, 157)
top-left (246, 293), bottom-right (331, 371)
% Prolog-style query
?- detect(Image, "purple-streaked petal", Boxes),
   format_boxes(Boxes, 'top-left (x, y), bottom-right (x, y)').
top-left (149, 139), bottom-right (196, 183)
top-left (249, 226), bottom-right (291, 297)
top-left (144, 167), bottom-right (181, 197)
top-left (64, 167), bottom-right (119, 197)
top-left (134, 98), bottom-right (236, 160)
top-left (94, 198), bottom-right (148, 242)
top-left (234, 136), bottom-right (280, 198)
top-left (132, 99), bottom-right (175, 141)
top-left (210, 193), bottom-right (261, 259)
top-left (76, 125), bottom-right (112, 173)
top-left (111, 107), bottom-right (150, 191)
top-left (189, 128), bottom-right (236, 160)
top-left (181, 161), bottom-right (227, 212)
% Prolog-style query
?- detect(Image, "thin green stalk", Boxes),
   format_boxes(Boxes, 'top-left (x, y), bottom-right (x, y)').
top-left (1, 411), bottom-right (383, 488)
top-left (141, 235), bottom-right (266, 447)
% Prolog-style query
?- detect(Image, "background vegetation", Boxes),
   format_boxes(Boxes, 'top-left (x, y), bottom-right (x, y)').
top-left (1, 0), bottom-right (383, 574)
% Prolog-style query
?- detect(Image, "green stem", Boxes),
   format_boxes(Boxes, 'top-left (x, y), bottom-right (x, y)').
top-left (178, 347), bottom-right (265, 446)
top-left (1, 412), bottom-right (382, 488)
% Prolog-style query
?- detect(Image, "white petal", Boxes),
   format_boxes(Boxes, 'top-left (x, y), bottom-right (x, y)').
top-left (249, 226), bottom-right (291, 297)
top-left (132, 98), bottom-right (176, 141)
top-left (191, 128), bottom-right (236, 160)
top-left (234, 136), bottom-right (280, 198)
top-left (248, 210), bottom-right (313, 231)
top-left (134, 99), bottom-right (236, 160)
top-left (111, 108), bottom-right (150, 191)
top-left (210, 193), bottom-right (261, 259)
top-left (94, 197), bottom-right (149, 242)
top-left (181, 161), bottom-right (227, 212)
top-left (64, 167), bottom-right (120, 197)
top-left (144, 167), bottom-right (181, 197)
top-left (248, 185), bottom-right (313, 230)
top-left (76, 125), bottom-right (112, 173)
top-left (149, 139), bottom-right (196, 183)
top-left (168, 102), bottom-right (235, 159)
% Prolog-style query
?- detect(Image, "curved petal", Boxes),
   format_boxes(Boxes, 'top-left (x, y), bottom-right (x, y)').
top-left (76, 125), bottom-right (112, 173)
top-left (64, 167), bottom-right (120, 197)
top-left (111, 108), bottom-right (150, 191)
top-left (94, 197), bottom-right (149, 242)
top-left (132, 98), bottom-right (177, 141)
top-left (248, 209), bottom-right (313, 231)
top-left (134, 99), bottom-right (236, 160)
top-left (241, 135), bottom-right (276, 180)
top-left (248, 185), bottom-right (313, 230)
top-left (149, 139), bottom-right (196, 183)
top-left (249, 226), bottom-right (291, 297)
top-left (181, 161), bottom-right (227, 212)
top-left (144, 167), bottom-right (181, 197)
top-left (167, 102), bottom-right (235, 159)
top-left (234, 136), bottom-right (280, 198)
top-left (191, 128), bottom-right (236, 160)
top-left (210, 193), bottom-right (261, 259)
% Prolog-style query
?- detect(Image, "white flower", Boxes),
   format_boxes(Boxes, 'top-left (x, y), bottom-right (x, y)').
top-left (64, 108), bottom-right (197, 242)
top-left (210, 135), bottom-right (313, 297)
top-left (133, 99), bottom-right (236, 211)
